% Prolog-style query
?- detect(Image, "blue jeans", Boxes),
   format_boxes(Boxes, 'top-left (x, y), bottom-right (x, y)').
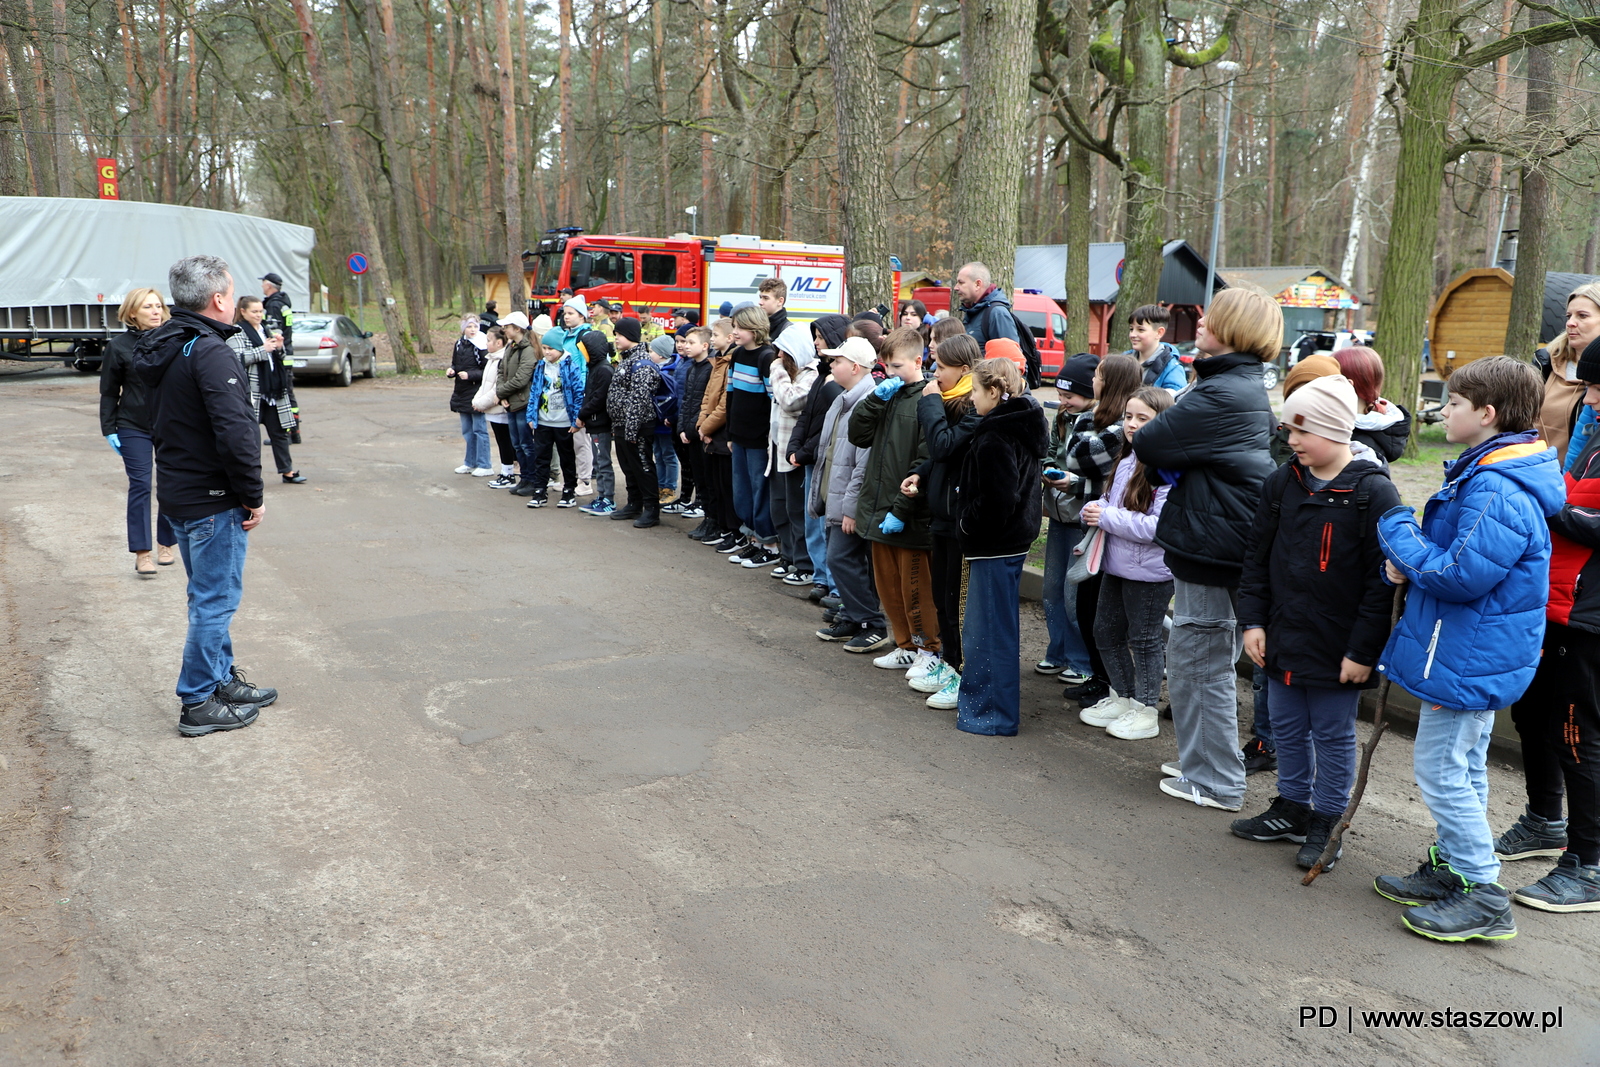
top-left (1267, 680), bottom-right (1359, 814)
top-left (508, 407), bottom-right (536, 472)
top-left (1040, 519), bottom-right (1093, 672)
top-left (459, 412), bottom-right (490, 469)
top-left (957, 554), bottom-right (1026, 737)
top-left (117, 428), bottom-right (176, 553)
top-left (170, 508), bottom-right (249, 705)
top-left (1251, 664), bottom-right (1275, 749)
top-left (730, 442), bottom-right (775, 540)
top-left (653, 434), bottom-right (679, 492)
top-left (803, 467), bottom-right (831, 589)
top-left (1414, 704), bottom-right (1500, 885)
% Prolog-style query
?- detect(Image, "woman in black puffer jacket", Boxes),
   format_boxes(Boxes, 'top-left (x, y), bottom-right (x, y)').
top-left (448, 314), bottom-right (490, 475)
top-left (100, 287), bottom-right (179, 576)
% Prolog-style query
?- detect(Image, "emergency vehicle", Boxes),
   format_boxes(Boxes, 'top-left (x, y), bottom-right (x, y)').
top-left (474, 230), bottom-right (848, 331)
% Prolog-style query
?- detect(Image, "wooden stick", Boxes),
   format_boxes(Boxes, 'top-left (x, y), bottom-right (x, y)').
top-left (1302, 586), bottom-right (1408, 885)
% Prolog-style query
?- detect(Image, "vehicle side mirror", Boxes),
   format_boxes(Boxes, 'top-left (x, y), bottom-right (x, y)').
top-left (363, 331), bottom-right (374, 338)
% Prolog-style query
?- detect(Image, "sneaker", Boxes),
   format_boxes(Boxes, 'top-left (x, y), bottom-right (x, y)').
top-left (1079, 694), bottom-right (1132, 727)
top-left (455, 464), bottom-right (473, 474)
top-left (926, 669), bottom-right (961, 710)
top-left (471, 467), bottom-right (494, 477)
top-left (686, 519), bottom-right (713, 540)
top-left (1058, 669), bottom-right (1095, 686)
top-left (632, 508), bottom-right (661, 529)
top-left (771, 563), bottom-right (792, 579)
top-left (576, 480), bottom-right (595, 497)
top-left (910, 660), bottom-right (955, 694)
top-left (682, 505), bottom-right (705, 519)
top-left (873, 647), bottom-right (918, 670)
top-left (1160, 761), bottom-right (1182, 779)
top-left (526, 495), bottom-right (548, 509)
top-left (579, 497), bottom-right (616, 516)
top-left (823, 607), bottom-right (842, 624)
top-left (1494, 807), bottom-right (1569, 861)
top-left (1402, 882), bottom-right (1517, 942)
top-left (487, 475), bottom-right (516, 489)
top-left (658, 488), bottom-right (678, 505)
top-left (740, 547), bottom-right (781, 568)
top-left (709, 533), bottom-right (742, 552)
top-left (662, 501), bottom-right (687, 515)
top-left (1373, 846), bottom-right (1459, 906)
top-left (1296, 810), bottom-right (1345, 871)
top-left (1230, 795), bottom-right (1310, 843)
top-left (1242, 736), bottom-right (1278, 775)
top-left (609, 503), bottom-right (643, 521)
top-left (905, 650), bottom-right (941, 684)
top-left (216, 666), bottom-right (277, 708)
top-left (816, 620), bottom-right (858, 642)
top-left (782, 570), bottom-right (811, 587)
top-left (509, 478), bottom-right (538, 497)
top-left (177, 694), bottom-right (260, 737)
top-left (1034, 660), bottom-right (1067, 676)
top-left (844, 630), bottom-right (893, 654)
top-left (1158, 776), bottom-right (1242, 812)
top-left (819, 595), bottom-right (843, 611)
top-left (808, 584), bottom-right (828, 603)
top-left (1511, 853), bottom-right (1600, 912)
top-left (719, 536), bottom-right (752, 556)
top-left (1106, 701), bottom-right (1160, 740)
top-left (556, 491), bottom-right (578, 508)
top-left (1063, 678), bottom-right (1110, 706)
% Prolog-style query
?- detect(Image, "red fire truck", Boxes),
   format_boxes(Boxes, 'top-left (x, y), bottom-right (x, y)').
top-left (474, 229), bottom-right (848, 331)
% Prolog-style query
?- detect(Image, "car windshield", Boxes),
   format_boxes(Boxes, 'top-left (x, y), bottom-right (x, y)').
top-left (533, 252), bottom-right (562, 294)
top-left (296, 317), bottom-right (334, 333)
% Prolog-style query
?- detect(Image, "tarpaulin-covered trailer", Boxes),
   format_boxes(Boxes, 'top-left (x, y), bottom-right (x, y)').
top-left (0, 197), bottom-right (314, 368)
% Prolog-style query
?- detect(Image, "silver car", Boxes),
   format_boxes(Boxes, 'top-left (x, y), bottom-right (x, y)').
top-left (287, 314), bottom-right (378, 386)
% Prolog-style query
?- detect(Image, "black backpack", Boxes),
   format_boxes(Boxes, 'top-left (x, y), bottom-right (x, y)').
top-left (1009, 310), bottom-right (1044, 390)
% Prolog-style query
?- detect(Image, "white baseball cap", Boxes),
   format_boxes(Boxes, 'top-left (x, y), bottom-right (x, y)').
top-left (821, 335), bottom-right (878, 368)
top-left (500, 311), bottom-right (530, 329)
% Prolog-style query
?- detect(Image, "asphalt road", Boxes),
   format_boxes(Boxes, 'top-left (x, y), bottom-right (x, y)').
top-left (1, 372), bottom-right (1596, 1067)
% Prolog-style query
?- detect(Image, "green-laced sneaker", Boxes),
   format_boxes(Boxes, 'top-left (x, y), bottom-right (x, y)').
top-left (1374, 846), bottom-right (1459, 906)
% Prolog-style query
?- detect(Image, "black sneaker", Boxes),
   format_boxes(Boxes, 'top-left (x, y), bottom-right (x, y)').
top-left (706, 532), bottom-right (738, 551)
top-left (487, 474), bottom-right (516, 489)
top-left (808, 584), bottom-right (828, 603)
top-left (717, 535), bottom-right (751, 555)
top-left (843, 630), bottom-right (894, 654)
top-left (632, 508), bottom-right (661, 528)
top-left (526, 495), bottom-right (548, 509)
top-left (216, 666), bottom-right (277, 708)
top-left (1402, 882), bottom-right (1517, 942)
top-left (1296, 809), bottom-right (1344, 871)
top-left (823, 607), bottom-right (842, 624)
top-left (783, 570), bottom-right (813, 587)
top-left (740, 547), bottom-right (780, 569)
top-left (1062, 678), bottom-right (1110, 705)
top-left (510, 477), bottom-right (538, 497)
top-left (1242, 736), bottom-right (1278, 775)
top-left (1494, 807), bottom-right (1569, 861)
top-left (178, 694), bottom-right (260, 737)
top-left (1230, 795), bottom-right (1310, 843)
top-left (820, 595), bottom-right (843, 611)
top-left (557, 490), bottom-right (578, 508)
top-left (609, 503), bottom-right (642, 521)
top-left (1512, 853), bottom-right (1600, 912)
top-left (1374, 845), bottom-right (1460, 906)
top-left (687, 519), bottom-right (713, 540)
top-left (816, 620), bottom-right (857, 642)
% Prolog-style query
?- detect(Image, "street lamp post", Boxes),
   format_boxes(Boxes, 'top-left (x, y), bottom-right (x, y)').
top-left (1204, 60), bottom-right (1241, 310)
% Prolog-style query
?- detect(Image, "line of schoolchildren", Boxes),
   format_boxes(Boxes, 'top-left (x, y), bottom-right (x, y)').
top-left (454, 274), bottom-right (1600, 943)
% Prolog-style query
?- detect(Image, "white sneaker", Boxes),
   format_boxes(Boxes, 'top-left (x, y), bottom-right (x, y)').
top-left (470, 467), bottom-right (494, 477)
top-left (1079, 694), bottom-right (1132, 727)
top-left (1159, 776), bottom-right (1242, 812)
top-left (577, 480), bottom-right (594, 497)
top-left (925, 669), bottom-right (961, 710)
top-left (910, 660), bottom-right (953, 694)
top-left (1161, 761), bottom-right (1182, 778)
top-left (905, 649), bottom-right (940, 682)
top-left (873, 647), bottom-right (918, 670)
top-left (1106, 702), bottom-right (1160, 740)
top-left (454, 464), bottom-right (472, 474)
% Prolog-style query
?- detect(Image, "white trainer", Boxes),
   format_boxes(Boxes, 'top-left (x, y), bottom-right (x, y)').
top-left (910, 660), bottom-right (952, 694)
top-left (925, 670), bottom-right (961, 710)
top-left (577, 480), bottom-right (595, 497)
top-left (1106, 702), bottom-right (1160, 740)
top-left (905, 649), bottom-right (940, 682)
top-left (470, 467), bottom-right (494, 477)
top-left (1079, 694), bottom-right (1132, 727)
top-left (873, 647), bottom-right (918, 670)
top-left (454, 464), bottom-right (473, 474)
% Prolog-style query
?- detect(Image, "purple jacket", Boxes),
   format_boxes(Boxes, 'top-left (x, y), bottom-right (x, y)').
top-left (1097, 453), bottom-right (1172, 583)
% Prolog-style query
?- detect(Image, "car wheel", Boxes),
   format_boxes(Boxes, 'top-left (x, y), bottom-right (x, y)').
top-left (362, 351), bottom-right (376, 378)
top-left (1261, 364), bottom-right (1281, 391)
top-left (333, 355), bottom-right (352, 387)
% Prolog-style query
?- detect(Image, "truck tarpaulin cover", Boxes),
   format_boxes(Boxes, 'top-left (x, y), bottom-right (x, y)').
top-left (0, 197), bottom-right (315, 308)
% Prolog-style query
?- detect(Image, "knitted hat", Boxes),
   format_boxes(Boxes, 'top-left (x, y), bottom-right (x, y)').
top-left (649, 335), bottom-right (677, 359)
top-left (985, 337), bottom-right (1026, 372)
top-left (613, 316), bottom-right (642, 344)
top-left (1282, 353), bottom-right (1341, 399)
top-left (1577, 335), bottom-right (1600, 384)
top-left (1280, 373), bottom-right (1358, 444)
top-left (1055, 353), bottom-right (1099, 398)
top-left (500, 311), bottom-right (530, 330)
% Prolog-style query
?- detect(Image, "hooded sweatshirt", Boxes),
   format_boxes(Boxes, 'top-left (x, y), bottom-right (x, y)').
top-left (955, 394), bottom-right (1049, 558)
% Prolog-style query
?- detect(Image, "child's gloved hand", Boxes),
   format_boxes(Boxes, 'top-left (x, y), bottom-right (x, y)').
top-left (873, 378), bottom-right (903, 400)
top-left (880, 512), bottom-right (905, 534)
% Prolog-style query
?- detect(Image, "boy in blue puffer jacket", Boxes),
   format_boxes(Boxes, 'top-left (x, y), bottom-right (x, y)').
top-left (524, 333), bottom-right (586, 509)
top-left (1372, 356), bottom-right (1565, 942)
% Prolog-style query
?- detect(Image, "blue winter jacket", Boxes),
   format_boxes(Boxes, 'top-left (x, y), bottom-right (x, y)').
top-left (526, 354), bottom-right (586, 429)
top-left (961, 287), bottom-right (1019, 347)
top-left (1376, 436), bottom-right (1565, 712)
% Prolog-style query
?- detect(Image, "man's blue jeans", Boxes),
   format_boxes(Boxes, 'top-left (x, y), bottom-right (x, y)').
top-left (170, 508), bottom-right (249, 706)
top-left (730, 442), bottom-right (775, 540)
top-left (1415, 704), bottom-right (1500, 885)
top-left (1040, 519), bottom-right (1093, 672)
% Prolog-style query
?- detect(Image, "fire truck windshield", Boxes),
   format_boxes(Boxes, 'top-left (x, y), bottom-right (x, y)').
top-left (533, 252), bottom-right (562, 294)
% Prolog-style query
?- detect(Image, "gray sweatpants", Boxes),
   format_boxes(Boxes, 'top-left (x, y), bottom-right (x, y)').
top-left (826, 523), bottom-right (886, 632)
top-left (1167, 578), bottom-right (1247, 805)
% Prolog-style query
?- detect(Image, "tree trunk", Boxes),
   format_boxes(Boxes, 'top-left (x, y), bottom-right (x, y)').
top-left (1115, 0), bottom-right (1168, 313)
top-left (1583, 187), bottom-right (1600, 274)
top-left (111, 0), bottom-right (144, 199)
top-left (698, 0), bottom-right (714, 231)
top-left (558, 0), bottom-right (574, 224)
top-left (49, 0), bottom-right (72, 196)
top-left (1502, 41), bottom-right (1554, 357)
top-left (951, 0), bottom-right (1035, 292)
top-left (494, 0), bottom-right (526, 316)
top-left (1061, 0), bottom-right (1092, 355)
top-left (1, 18), bottom-right (46, 195)
top-left (1339, 0), bottom-right (1394, 289)
top-left (651, 0), bottom-right (670, 233)
top-left (290, 0), bottom-right (417, 373)
top-left (826, 0), bottom-right (891, 305)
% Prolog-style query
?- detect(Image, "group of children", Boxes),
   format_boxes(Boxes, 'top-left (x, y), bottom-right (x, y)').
top-left (450, 273), bottom-right (1600, 943)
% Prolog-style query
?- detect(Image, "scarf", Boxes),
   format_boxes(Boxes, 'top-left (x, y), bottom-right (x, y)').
top-left (941, 373), bottom-right (973, 401)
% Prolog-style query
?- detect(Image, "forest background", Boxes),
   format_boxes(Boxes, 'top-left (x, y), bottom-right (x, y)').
top-left (5, 0), bottom-right (1600, 394)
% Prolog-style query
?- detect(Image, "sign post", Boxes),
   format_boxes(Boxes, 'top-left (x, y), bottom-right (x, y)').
top-left (95, 158), bottom-right (119, 200)
top-left (348, 253), bottom-right (368, 329)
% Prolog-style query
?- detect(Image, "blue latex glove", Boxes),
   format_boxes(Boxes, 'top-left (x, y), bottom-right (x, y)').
top-left (873, 377), bottom-right (903, 400)
top-left (105, 433), bottom-right (122, 456)
top-left (880, 512), bottom-right (905, 534)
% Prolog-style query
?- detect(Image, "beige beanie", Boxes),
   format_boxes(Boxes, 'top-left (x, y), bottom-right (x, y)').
top-left (1280, 373), bottom-right (1358, 444)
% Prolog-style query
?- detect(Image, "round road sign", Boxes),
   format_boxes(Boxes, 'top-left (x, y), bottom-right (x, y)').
top-left (348, 253), bottom-right (369, 275)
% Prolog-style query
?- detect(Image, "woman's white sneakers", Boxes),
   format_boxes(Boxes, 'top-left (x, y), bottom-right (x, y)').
top-left (1079, 694), bottom-right (1132, 727)
top-left (1106, 701), bottom-right (1160, 740)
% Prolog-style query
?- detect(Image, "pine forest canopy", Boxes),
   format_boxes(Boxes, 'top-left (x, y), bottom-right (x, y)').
top-left (5, 0), bottom-right (1600, 392)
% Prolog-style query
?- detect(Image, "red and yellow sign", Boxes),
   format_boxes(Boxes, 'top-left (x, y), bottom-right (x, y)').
top-left (95, 158), bottom-right (119, 200)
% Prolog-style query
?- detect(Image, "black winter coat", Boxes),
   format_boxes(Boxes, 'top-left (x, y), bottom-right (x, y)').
top-left (1131, 352), bottom-right (1276, 588)
top-left (956, 395), bottom-right (1048, 558)
top-left (578, 356), bottom-right (614, 433)
top-left (1351, 404), bottom-right (1413, 463)
top-left (786, 373), bottom-right (845, 467)
top-left (99, 328), bottom-right (153, 435)
top-left (677, 357), bottom-right (714, 444)
top-left (915, 391), bottom-right (981, 538)
top-left (131, 307), bottom-right (264, 518)
top-left (1236, 459), bottom-right (1402, 688)
top-left (262, 290), bottom-right (294, 352)
top-left (449, 337), bottom-right (486, 414)
top-left (810, 313), bottom-right (851, 352)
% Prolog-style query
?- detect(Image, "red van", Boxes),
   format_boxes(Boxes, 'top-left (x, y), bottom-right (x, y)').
top-left (913, 286), bottom-right (1069, 377)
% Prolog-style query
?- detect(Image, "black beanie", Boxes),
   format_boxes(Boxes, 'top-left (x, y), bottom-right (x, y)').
top-left (614, 316), bottom-right (642, 344)
top-left (1578, 335), bottom-right (1600, 384)
top-left (1056, 353), bottom-right (1099, 398)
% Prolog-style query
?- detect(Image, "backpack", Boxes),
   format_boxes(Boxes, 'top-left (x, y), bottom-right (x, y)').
top-left (1140, 346), bottom-right (1174, 386)
top-left (1009, 310), bottom-right (1043, 390)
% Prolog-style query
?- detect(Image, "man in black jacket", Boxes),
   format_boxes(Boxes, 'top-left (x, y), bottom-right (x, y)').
top-left (134, 255), bottom-right (277, 737)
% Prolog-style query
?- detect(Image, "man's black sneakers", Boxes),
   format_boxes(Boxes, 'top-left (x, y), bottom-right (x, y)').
top-left (1062, 677), bottom-right (1109, 706)
top-left (1297, 810), bottom-right (1344, 871)
top-left (217, 666), bottom-right (277, 708)
top-left (1230, 795), bottom-right (1310, 843)
top-left (1242, 736), bottom-right (1278, 775)
top-left (178, 694), bottom-right (260, 737)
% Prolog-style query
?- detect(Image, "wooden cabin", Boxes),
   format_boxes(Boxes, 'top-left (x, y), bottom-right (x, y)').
top-left (1427, 268), bottom-right (1513, 378)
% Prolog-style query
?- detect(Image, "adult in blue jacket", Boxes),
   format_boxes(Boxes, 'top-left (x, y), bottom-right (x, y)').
top-left (954, 262), bottom-right (1019, 347)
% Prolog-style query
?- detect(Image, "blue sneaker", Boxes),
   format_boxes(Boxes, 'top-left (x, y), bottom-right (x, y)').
top-left (1494, 807), bottom-right (1568, 862)
top-left (1374, 845), bottom-right (1458, 906)
top-left (1512, 853), bottom-right (1600, 912)
top-left (1402, 882), bottom-right (1517, 942)
top-left (579, 497), bottom-right (615, 516)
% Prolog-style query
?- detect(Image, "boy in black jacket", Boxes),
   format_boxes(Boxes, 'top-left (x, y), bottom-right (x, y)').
top-left (1232, 375), bottom-right (1400, 869)
top-left (576, 330), bottom-right (616, 515)
top-left (676, 327), bottom-right (716, 535)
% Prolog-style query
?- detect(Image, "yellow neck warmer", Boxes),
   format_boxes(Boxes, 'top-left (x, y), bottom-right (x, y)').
top-left (941, 373), bottom-right (974, 401)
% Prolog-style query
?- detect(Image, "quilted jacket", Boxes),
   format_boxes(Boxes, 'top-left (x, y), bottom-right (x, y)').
top-left (526, 353), bottom-right (586, 429)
